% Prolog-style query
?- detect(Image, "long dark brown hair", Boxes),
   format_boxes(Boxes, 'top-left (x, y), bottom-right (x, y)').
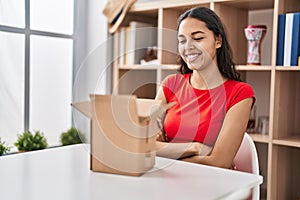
top-left (177, 7), bottom-right (241, 81)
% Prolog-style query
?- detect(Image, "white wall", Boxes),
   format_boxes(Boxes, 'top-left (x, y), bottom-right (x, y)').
top-left (72, 0), bottom-right (111, 139)
top-left (74, 0), bottom-right (110, 102)
top-left (85, 0), bottom-right (112, 95)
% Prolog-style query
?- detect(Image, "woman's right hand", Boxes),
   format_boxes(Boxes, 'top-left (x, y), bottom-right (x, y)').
top-left (156, 131), bottom-right (166, 142)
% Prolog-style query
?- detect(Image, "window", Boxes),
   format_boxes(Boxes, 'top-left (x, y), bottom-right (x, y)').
top-left (30, 35), bottom-right (73, 145)
top-left (0, 31), bottom-right (25, 146)
top-left (0, 0), bottom-right (25, 28)
top-left (30, 0), bottom-right (74, 34)
top-left (0, 0), bottom-right (75, 150)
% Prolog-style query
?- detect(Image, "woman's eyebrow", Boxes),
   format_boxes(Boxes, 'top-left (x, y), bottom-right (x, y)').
top-left (191, 30), bottom-right (205, 35)
top-left (178, 30), bottom-right (205, 38)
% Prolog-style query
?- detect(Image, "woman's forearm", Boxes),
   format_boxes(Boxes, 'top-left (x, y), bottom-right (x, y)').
top-left (179, 154), bottom-right (232, 169)
top-left (156, 141), bottom-right (199, 159)
top-left (156, 141), bottom-right (213, 159)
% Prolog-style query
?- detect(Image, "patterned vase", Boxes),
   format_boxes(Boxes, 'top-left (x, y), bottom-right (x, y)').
top-left (244, 25), bottom-right (267, 65)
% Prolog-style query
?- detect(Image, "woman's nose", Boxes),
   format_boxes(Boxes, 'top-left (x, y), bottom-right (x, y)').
top-left (186, 39), bottom-right (195, 50)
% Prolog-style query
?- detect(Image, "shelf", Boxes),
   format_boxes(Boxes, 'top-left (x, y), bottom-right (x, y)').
top-left (249, 133), bottom-right (270, 144)
top-left (133, 0), bottom-right (274, 11)
top-left (119, 64), bottom-right (274, 71)
top-left (214, 0), bottom-right (274, 10)
top-left (118, 64), bottom-right (179, 71)
top-left (131, 0), bottom-right (211, 12)
top-left (273, 136), bottom-right (300, 148)
top-left (275, 66), bottom-right (300, 71)
top-left (236, 65), bottom-right (272, 71)
top-left (161, 64), bottom-right (179, 70)
top-left (118, 64), bottom-right (160, 70)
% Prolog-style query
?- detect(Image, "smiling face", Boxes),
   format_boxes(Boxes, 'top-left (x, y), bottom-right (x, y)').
top-left (177, 17), bottom-right (221, 71)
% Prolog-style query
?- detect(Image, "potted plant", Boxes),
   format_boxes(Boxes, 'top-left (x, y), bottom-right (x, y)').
top-left (60, 127), bottom-right (86, 146)
top-left (0, 137), bottom-right (10, 156)
top-left (14, 130), bottom-right (48, 152)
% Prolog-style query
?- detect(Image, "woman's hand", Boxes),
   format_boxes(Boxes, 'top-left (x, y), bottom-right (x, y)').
top-left (156, 131), bottom-right (166, 142)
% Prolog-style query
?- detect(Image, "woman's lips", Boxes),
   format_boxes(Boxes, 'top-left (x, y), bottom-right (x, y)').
top-left (185, 53), bottom-right (201, 62)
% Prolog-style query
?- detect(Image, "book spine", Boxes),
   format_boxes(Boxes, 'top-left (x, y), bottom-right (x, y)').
top-left (291, 12), bottom-right (300, 66)
top-left (124, 26), bottom-right (130, 65)
top-left (283, 13), bottom-right (294, 66)
top-left (114, 30), bottom-right (121, 65)
top-left (127, 22), bottom-right (136, 65)
top-left (119, 27), bottom-right (126, 65)
top-left (276, 14), bottom-right (286, 66)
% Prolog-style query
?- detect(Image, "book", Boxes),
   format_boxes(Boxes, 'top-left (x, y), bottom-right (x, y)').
top-left (119, 27), bottom-right (126, 65)
top-left (283, 13), bottom-right (293, 66)
top-left (113, 29), bottom-right (121, 64)
top-left (124, 26), bottom-right (131, 64)
top-left (276, 14), bottom-right (286, 66)
top-left (291, 12), bottom-right (300, 66)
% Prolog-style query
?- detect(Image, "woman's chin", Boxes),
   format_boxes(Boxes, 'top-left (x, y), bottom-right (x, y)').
top-left (187, 63), bottom-right (203, 71)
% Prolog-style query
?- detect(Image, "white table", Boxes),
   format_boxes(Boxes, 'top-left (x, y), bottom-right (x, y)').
top-left (0, 144), bottom-right (262, 200)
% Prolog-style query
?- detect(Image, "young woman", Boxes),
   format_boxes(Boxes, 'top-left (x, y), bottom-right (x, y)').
top-left (155, 7), bottom-right (255, 169)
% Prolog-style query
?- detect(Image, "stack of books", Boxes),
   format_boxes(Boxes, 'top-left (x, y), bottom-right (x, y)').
top-left (276, 12), bottom-right (300, 66)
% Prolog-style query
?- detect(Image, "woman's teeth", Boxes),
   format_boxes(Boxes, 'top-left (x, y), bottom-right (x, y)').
top-left (186, 53), bottom-right (200, 62)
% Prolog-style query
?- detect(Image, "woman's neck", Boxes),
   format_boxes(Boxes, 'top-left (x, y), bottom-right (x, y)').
top-left (190, 67), bottom-right (227, 90)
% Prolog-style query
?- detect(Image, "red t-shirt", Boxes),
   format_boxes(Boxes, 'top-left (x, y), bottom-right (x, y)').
top-left (162, 73), bottom-right (255, 146)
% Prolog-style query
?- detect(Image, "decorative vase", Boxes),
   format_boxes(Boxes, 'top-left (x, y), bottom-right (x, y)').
top-left (244, 25), bottom-right (267, 65)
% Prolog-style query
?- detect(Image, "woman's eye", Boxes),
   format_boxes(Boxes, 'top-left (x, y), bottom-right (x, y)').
top-left (194, 37), bottom-right (204, 41)
top-left (178, 40), bottom-right (186, 44)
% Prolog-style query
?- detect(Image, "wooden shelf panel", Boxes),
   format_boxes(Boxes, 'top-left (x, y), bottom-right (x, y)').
top-left (236, 65), bottom-right (272, 71)
top-left (273, 136), bottom-right (300, 148)
top-left (119, 64), bottom-right (274, 71)
top-left (214, 0), bottom-right (274, 10)
top-left (131, 0), bottom-right (210, 12)
top-left (118, 64), bottom-right (179, 70)
top-left (249, 133), bottom-right (270, 144)
top-left (161, 64), bottom-right (179, 70)
top-left (119, 64), bottom-right (160, 70)
top-left (275, 66), bottom-right (300, 71)
top-left (132, 0), bottom-right (274, 11)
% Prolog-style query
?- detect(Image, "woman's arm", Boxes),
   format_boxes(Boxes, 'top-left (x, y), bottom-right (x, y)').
top-left (155, 87), bottom-right (213, 159)
top-left (179, 98), bottom-right (253, 169)
top-left (155, 87), bottom-right (197, 159)
top-left (156, 131), bottom-right (213, 160)
top-left (156, 140), bottom-right (200, 159)
top-left (156, 131), bottom-right (213, 159)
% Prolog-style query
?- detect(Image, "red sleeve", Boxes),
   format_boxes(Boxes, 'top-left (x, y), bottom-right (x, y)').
top-left (162, 74), bottom-right (182, 102)
top-left (162, 76), bottom-right (172, 102)
top-left (226, 82), bottom-right (256, 112)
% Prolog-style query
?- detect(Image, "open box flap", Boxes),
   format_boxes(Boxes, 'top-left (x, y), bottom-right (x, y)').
top-left (136, 99), bottom-right (175, 126)
top-left (71, 101), bottom-right (92, 118)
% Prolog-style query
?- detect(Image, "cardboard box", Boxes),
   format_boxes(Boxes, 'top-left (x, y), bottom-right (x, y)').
top-left (71, 94), bottom-right (161, 176)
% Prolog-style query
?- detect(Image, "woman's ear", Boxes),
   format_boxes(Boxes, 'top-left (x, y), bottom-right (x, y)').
top-left (215, 35), bottom-right (222, 49)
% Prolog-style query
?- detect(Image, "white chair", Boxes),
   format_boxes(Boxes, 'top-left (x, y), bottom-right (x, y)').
top-left (233, 133), bottom-right (260, 200)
